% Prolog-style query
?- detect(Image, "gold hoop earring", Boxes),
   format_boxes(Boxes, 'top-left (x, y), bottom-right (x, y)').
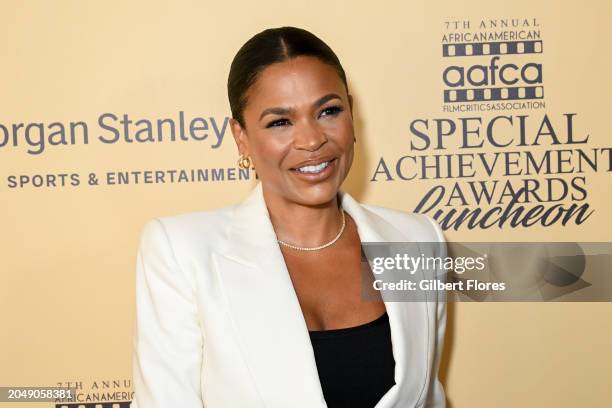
top-left (237, 154), bottom-right (252, 169)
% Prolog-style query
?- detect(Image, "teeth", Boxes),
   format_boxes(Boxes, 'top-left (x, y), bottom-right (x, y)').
top-left (296, 160), bottom-right (330, 173)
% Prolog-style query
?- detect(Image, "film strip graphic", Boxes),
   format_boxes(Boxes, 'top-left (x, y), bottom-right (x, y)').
top-left (56, 402), bottom-right (131, 408)
top-left (443, 40), bottom-right (543, 57)
top-left (444, 86), bottom-right (544, 103)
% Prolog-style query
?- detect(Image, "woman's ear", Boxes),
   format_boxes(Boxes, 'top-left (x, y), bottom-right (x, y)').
top-left (229, 117), bottom-right (249, 156)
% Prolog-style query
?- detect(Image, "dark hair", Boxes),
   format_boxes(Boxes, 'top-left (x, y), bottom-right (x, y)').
top-left (227, 26), bottom-right (349, 128)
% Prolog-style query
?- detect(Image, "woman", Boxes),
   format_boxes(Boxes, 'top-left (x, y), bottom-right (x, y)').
top-left (132, 26), bottom-right (447, 408)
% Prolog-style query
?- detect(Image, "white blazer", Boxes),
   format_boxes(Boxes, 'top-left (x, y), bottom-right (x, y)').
top-left (132, 181), bottom-right (447, 408)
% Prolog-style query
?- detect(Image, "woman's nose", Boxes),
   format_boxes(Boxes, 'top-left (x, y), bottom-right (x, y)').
top-left (293, 120), bottom-right (328, 151)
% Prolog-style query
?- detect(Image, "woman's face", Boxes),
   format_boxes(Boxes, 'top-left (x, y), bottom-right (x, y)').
top-left (230, 55), bottom-right (355, 207)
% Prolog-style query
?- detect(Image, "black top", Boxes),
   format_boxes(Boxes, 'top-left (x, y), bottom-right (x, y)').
top-left (308, 311), bottom-right (396, 408)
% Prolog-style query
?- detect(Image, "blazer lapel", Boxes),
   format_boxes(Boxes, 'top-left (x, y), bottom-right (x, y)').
top-left (339, 190), bottom-right (429, 408)
top-left (212, 182), bottom-right (429, 408)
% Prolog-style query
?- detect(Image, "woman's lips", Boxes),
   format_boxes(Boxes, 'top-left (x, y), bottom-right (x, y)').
top-left (289, 157), bottom-right (337, 180)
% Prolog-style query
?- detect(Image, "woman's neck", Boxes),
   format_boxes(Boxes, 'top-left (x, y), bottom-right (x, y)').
top-left (263, 187), bottom-right (344, 248)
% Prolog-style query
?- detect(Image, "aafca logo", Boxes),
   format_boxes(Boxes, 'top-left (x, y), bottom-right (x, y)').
top-left (441, 25), bottom-right (544, 104)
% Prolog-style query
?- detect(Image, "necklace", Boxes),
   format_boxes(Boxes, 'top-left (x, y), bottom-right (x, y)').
top-left (277, 210), bottom-right (346, 251)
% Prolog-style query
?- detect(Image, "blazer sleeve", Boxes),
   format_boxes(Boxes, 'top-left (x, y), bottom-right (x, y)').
top-left (132, 218), bottom-right (204, 408)
top-left (422, 214), bottom-right (448, 408)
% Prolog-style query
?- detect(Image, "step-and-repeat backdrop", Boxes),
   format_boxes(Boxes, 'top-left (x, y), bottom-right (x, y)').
top-left (1, 1), bottom-right (610, 407)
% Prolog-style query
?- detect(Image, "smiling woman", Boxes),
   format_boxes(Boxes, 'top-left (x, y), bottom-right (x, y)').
top-left (132, 26), bottom-right (448, 408)
top-left (228, 50), bottom-right (355, 210)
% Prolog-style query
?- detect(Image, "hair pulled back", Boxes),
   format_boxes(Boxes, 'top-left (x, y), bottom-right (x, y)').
top-left (227, 26), bottom-right (348, 128)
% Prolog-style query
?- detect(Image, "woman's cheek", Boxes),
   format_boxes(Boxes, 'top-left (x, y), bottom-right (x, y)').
top-left (255, 139), bottom-right (291, 167)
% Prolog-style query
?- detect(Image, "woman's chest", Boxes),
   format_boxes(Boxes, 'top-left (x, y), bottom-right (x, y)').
top-left (281, 242), bottom-right (385, 331)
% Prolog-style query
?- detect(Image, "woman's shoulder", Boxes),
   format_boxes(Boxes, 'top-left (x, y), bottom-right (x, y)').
top-left (360, 202), bottom-right (445, 243)
top-left (138, 203), bottom-right (239, 253)
top-left (156, 203), bottom-right (237, 230)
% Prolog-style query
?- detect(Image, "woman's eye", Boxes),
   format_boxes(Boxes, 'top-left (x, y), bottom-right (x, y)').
top-left (266, 118), bottom-right (290, 128)
top-left (320, 106), bottom-right (343, 117)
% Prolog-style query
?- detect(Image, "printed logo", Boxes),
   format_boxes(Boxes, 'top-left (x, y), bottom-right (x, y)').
top-left (441, 19), bottom-right (545, 111)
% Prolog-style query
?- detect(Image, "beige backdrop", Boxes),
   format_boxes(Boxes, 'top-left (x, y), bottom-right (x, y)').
top-left (1, 1), bottom-right (611, 407)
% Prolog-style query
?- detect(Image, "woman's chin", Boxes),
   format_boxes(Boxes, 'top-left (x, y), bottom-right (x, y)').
top-left (291, 183), bottom-right (342, 207)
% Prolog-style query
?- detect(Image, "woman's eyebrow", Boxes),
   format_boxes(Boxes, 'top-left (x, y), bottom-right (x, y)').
top-left (313, 93), bottom-right (342, 108)
top-left (258, 93), bottom-right (342, 121)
